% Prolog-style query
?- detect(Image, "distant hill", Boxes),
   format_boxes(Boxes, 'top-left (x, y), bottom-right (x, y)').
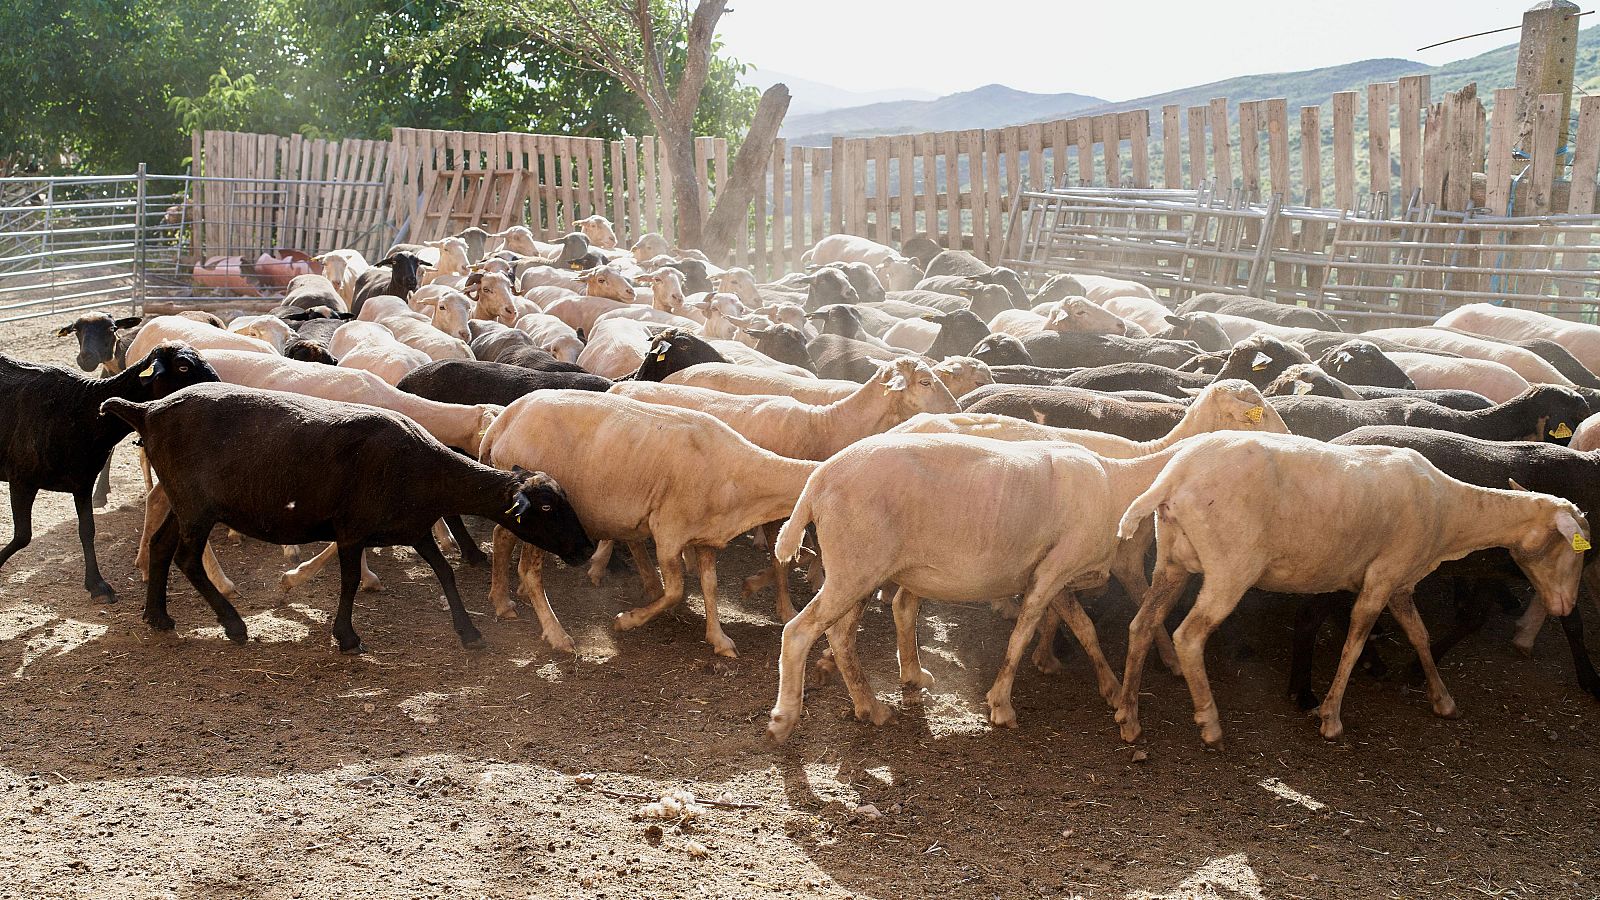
top-left (775, 24), bottom-right (1600, 148)
top-left (744, 69), bottom-right (937, 118)
top-left (780, 84), bottom-right (1107, 145)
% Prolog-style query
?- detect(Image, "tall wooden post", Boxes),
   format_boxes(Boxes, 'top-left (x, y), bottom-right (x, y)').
top-left (1514, 0), bottom-right (1581, 154)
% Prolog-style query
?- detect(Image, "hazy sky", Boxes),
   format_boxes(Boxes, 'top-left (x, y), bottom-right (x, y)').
top-left (717, 0), bottom-right (1544, 100)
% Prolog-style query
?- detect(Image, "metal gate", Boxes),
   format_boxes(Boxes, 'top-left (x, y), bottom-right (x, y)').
top-left (0, 168), bottom-right (393, 323)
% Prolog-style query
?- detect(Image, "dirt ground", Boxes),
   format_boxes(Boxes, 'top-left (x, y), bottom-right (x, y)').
top-left (1, 313), bottom-right (1597, 900)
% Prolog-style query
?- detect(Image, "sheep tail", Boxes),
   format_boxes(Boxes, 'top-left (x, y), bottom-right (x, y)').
top-left (773, 478), bottom-right (818, 564)
top-left (1116, 469), bottom-right (1176, 541)
top-left (99, 397), bottom-right (148, 431)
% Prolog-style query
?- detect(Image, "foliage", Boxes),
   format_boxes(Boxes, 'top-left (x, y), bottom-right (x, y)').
top-left (0, 0), bottom-right (757, 174)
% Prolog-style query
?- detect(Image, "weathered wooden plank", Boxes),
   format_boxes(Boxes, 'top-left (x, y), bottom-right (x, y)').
top-left (1530, 92), bottom-right (1563, 215)
top-left (1368, 82), bottom-right (1394, 212)
top-left (1238, 101), bottom-right (1261, 201)
top-left (1098, 114), bottom-right (1121, 187)
top-left (942, 132), bottom-right (961, 247)
top-left (1126, 111), bottom-right (1150, 188)
top-left (1398, 74), bottom-right (1428, 208)
top-left (1486, 88), bottom-right (1518, 216)
top-left (1264, 99), bottom-right (1289, 202)
top-left (1569, 95), bottom-right (1600, 215)
top-left (895, 134), bottom-right (915, 243)
top-left (1186, 105), bottom-right (1208, 188)
top-left (1161, 105), bottom-right (1182, 188)
top-left (982, 129), bottom-right (1002, 261)
top-left (1208, 97), bottom-right (1232, 192)
top-left (1300, 106), bottom-right (1322, 206)
top-left (1332, 91), bottom-right (1357, 210)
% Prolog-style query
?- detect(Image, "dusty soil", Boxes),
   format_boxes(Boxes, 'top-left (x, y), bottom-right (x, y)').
top-left (1, 313), bottom-right (1597, 899)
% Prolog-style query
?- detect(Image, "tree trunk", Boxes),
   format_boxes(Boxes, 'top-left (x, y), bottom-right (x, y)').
top-left (663, 124), bottom-right (705, 249)
top-left (701, 84), bottom-right (792, 265)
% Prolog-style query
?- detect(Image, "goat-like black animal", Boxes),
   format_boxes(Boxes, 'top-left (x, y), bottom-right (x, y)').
top-left (0, 342), bottom-right (218, 603)
top-left (104, 383), bottom-right (595, 652)
top-left (399, 359), bottom-right (611, 407)
top-left (351, 252), bottom-right (426, 314)
top-left (1267, 385), bottom-right (1590, 443)
top-left (959, 383), bottom-right (1184, 441)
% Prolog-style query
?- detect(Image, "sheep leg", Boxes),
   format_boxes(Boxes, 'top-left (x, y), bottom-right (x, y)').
top-left (890, 587), bottom-right (934, 690)
top-left (1384, 588), bottom-right (1458, 721)
top-left (142, 512), bottom-right (181, 632)
top-left (1030, 606), bottom-right (1064, 674)
top-left (626, 540), bottom-right (664, 600)
top-left (1554, 603), bottom-right (1600, 699)
top-left (985, 577), bottom-right (1059, 728)
top-left (443, 515), bottom-right (486, 567)
top-left (1318, 583), bottom-right (1394, 741)
top-left (766, 573), bottom-right (879, 744)
top-left (826, 600), bottom-right (891, 727)
top-left (72, 490), bottom-right (115, 604)
top-left (695, 547), bottom-right (737, 658)
top-left (1288, 597), bottom-right (1336, 711)
top-left (135, 482), bottom-right (170, 579)
top-left (1170, 579), bottom-right (1252, 749)
top-left (1513, 601), bottom-right (1547, 654)
top-left (413, 537), bottom-right (484, 650)
top-left (92, 458), bottom-right (112, 510)
top-left (283, 544), bottom-right (301, 563)
top-left (0, 484), bottom-right (37, 570)
top-left (138, 445), bottom-right (152, 493)
top-left (331, 543), bottom-right (367, 653)
top-left (1113, 549), bottom-right (1181, 674)
top-left (430, 520), bottom-right (460, 556)
top-left (585, 540), bottom-right (614, 586)
top-left (279, 543), bottom-right (338, 592)
top-left (1049, 591), bottom-right (1121, 707)
top-left (614, 542), bottom-right (688, 632)
top-left (172, 523), bottom-right (247, 644)
top-left (1415, 576), bottom-right (1491, 676)
top-left (200, 539), bottom-right (238, 601)
top-left (1116, 567), bottom-right (1190, 744)
top-left (515, 541), bottom-right (574, 654)
top-left (487, 526), bottom-right (521, 619)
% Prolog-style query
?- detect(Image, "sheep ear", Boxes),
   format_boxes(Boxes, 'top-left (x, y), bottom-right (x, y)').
top-left (1508, 478), bottom-right (1529, 492)
top-left (1164, 315), bottom-right (1186, 328)
top-left (56, 322), bottom-right (77, 336)
top-left (575, 328), bottom-right (586, 341)
top-left (1556, 511), bottom-right (1590, 551)
top-left (114, 316), bottom-right (143, 329)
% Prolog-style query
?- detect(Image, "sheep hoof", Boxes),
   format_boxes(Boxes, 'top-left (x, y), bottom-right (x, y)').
top-left (277, 576), bottom-right (297, 594)
top-left (1318, 715), bottom-right (1344, 741)
top-left (90, 586), bottom-right (117, 605)
top-left (360, 578), bottom-right (384, 593)
top-left (338, 641), bottom-right (366, 656)
top-left (1198, 724), bottom-right (1224, 748)
top-left (143, 612), bottom-right (176, 632)
top-left (986, 703), bottom-right (1017, 729)
top-left (1293, 689), bottom-right (1321, 711)
top-left (901, 668), bottom-right (936, 691)
top-left (857, 702), bottom-right (893, 727)
top-left (1433, 696), bottom-right (1459, 719)
top-left (459, 634), bottom-right (487, 651)
top-left (764, 713), bottom-right (797, 745)
top-left (222, 622), bottom-right (249, 645)
top-left (613, 610), bottom-right (646, 632)
top-left (711, 639), bottom-right (739, 659)
top-left (543, 631), bottom-right (575, 655)
top-left (494, 605), bottom-right (519, 620)
top-left (1032, 651), bottom-right (1062, 675)
top-left (1511, 637), bottom-right (1537, 658)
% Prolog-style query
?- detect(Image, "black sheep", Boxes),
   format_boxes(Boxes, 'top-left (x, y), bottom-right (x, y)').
top-left (351, 252), bottom-right (427, 314)
top-left (809, 303), bottom-right (900, 338)
top-left (1212, 334), bottom-right (1314, 388)
top-left (807, 305), bottom-right (881, 343)
top-left (1350, 385), bottom-right (1494, 409)
top-left (1317, 339), bottom-right (1416, 388)
top-left (970, 333), bottom-right (1034, 366)
top-left (1149, 313), bottom-right (1231, 352)
top-left (470, 326), bottom-right (586, 373)
top-left (1267, 385), bottom-right (1590, 443)
top-left (884, 289), bottom-right (969, 315)
top-left (57, 311), bottom-right (145, 508)
top-left (399, 359), bottom-right (611, 407)
top-left (899, 233), bottom-right (944, 270)
top-left (797, 267), bottom-right (858, 310)
top-left (104, 383), bottom-right (595, 652)
top-left (1057, 362), bottom-right (1213, 398)
top-left (0, 342), bottom-right (218, 603)
top-left (959, 384), bottom-right (1185, 441)
top-left (745, 324), bottom-right (814, 372)
top-left (631, 329), bottom-right (728, 382)
top-left (1175, 292), bottom-right (1342, 331)
top-left (808, 334), bottom-right (901, 382)
top-left (283, 273), bottom-right (347, 312)
top-left (1014, 332), bottom-right (1201, 369)
top-left (923, 309), bottom-right (992, 361)
top-left (819, 261), bottom-right (887, 304)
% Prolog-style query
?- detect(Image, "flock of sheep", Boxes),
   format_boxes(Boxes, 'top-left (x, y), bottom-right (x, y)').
top-left (11, 217), bottom-right (1600, 751)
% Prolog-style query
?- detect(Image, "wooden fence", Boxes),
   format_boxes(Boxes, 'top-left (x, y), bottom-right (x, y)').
top-left (190, 77), bottom-right (1600, 278)
top-left (190, 130), bottom-right (392, 259)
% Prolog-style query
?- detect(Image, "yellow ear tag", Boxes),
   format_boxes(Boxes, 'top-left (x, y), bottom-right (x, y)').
top-left (139, 364), bottom-right (157, 377)
top-left (1573, 534), bottom-right (1591, 553)
top-left (503, 503), bottom-right (519, 515)
top-left (655, 353), bottom-right (667, 361)
top-left (1551, 422), bottom-right (1573, 439)
top-left (1245, 406), bottom-right (1264, 423)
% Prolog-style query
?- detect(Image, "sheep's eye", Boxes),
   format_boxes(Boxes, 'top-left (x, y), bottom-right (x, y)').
top-left (539, 504), bottom-right (552, 512)
top-left (177, 364), bottom-right (189, 372)
top-left (919, 380), bottom-right (932, 387)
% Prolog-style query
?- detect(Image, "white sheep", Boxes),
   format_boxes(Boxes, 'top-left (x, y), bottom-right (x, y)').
top-left (1363, 327), bottom-right (1576, 386)
top-left (514, 312), bottom-right (585, 363)
top-left (1385, 351), bottom-right (1531, 404)
top-left (801, 234), bottom-right (923, 290)
top-left (480, 390), bottom-right (818, 656)
top-left (1437, 303), bottom-right (1600, 374)
top-left (330, 320), bottom-right (432, 386)
top-left (1113, 432), bottom-right (1588, 746)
